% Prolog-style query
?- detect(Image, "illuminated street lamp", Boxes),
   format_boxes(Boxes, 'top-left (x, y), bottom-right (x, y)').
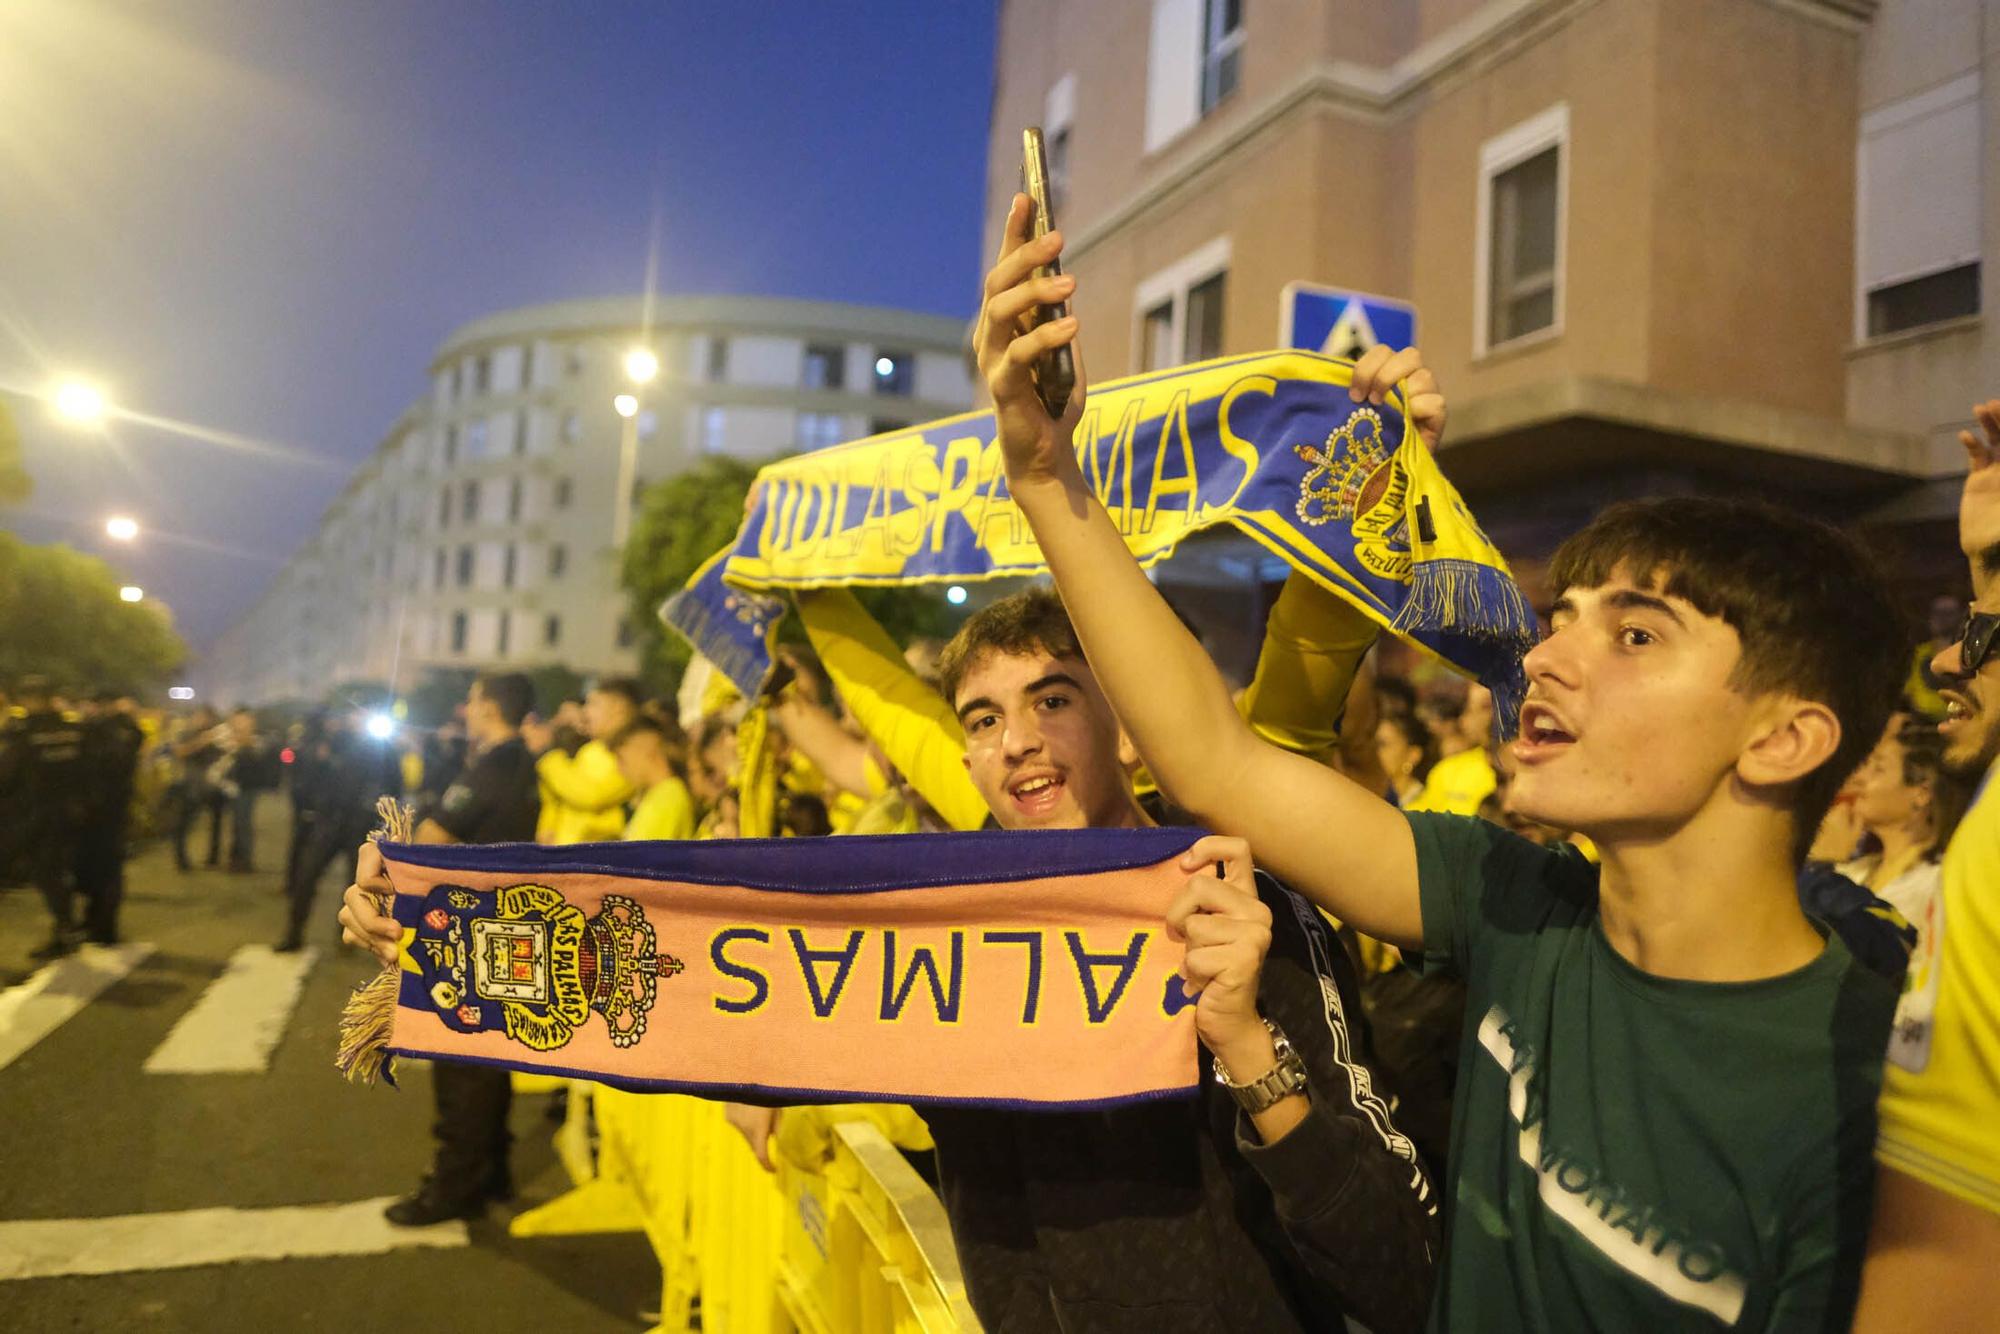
top-left (119, 585), bottom-right (144, 603)
top-left (106, 515), bottom-right (139, 542)
top-left (54, 380), bottom-right (109, 424)
top-left (622, 347), bottom-right (659, 384)
top-left (612, 393), bottom-right (640, 419)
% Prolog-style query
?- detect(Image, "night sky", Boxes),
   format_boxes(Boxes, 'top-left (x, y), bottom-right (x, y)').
top-left (0, 0), bottom-right (998, 655)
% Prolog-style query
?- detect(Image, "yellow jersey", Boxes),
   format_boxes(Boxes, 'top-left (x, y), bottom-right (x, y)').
top-left (1876, 763), bottom-right (2000, 1215)
top-left (536, 739), bottom-right (633, 844)
top-left (623, 776), bottom-right (695, 842)
top-left (1407, 745), bottom-right (1497, 817)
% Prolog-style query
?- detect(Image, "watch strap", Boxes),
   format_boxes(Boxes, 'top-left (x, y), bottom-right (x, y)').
top-left (1214, 1019), bottom-right (1309, 1116)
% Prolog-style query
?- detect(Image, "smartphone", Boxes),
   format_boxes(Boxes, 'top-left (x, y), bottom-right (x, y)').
top-left (1021, 126), bottom-right (1076, 419)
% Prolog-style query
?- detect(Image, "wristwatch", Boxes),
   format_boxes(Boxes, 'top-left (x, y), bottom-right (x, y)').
top-left (1213, 1018), bottom-right (1310, 1115)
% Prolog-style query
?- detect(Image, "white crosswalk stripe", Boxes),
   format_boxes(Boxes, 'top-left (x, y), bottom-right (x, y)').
top-left (143, 944), bottom-right (320, 1074)
top-left (0, 1197), bottom-right (469, 1281)
top-left (0, 943), bottom-right (155, 1072)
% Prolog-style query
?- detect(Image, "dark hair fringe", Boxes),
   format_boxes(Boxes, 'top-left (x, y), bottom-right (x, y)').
top-left (937, 585), bottom-right (1083, 705)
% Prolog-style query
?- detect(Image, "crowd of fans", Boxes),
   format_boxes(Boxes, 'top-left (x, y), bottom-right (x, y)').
top-left (11, 312), bottom-right (1996, 1325)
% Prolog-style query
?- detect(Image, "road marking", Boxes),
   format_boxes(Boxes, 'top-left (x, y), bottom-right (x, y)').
top-left (0, 1197), bottom-right (469, 1281)
top-left (143, 944), bottom-right (319, 1074)
top-left (0, 943), bottom-right (155, 1072)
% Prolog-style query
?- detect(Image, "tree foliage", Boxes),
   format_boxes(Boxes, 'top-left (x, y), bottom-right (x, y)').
top-left (621, 456), bottom-right (762, 691)
top-left (0, 533), bottom-right (185, 693)
top-left (620, 455), bottom-right (956, 694)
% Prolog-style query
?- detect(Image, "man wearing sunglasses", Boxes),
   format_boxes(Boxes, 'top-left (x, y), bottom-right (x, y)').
top-left (1855, 399), bottom-right (2000, 1329)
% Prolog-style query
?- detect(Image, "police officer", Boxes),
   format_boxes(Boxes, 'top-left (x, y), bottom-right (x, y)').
top-left (74, 691), bottom-right (144, 945)
top-left (339, 671), bottom-right (540, 1225)
top-left (0, 677), bottom-right (88, 958)
top-left (277, 712), bottom-right (397, 952)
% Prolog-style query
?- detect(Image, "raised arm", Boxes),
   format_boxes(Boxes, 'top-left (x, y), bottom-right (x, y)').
top-left (535, 743), bottom-right (632, 813)
top-left (794, 588), bottom-right (990, 833)
top-left (1241, 571), bottom-right (1378, 767)
top-left (976, 195), bottom-right (1423, 948)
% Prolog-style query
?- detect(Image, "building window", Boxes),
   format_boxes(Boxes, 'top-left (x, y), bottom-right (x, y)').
top-left (465, 417), bottom-right (488, 457)
top-left (1857, 74), bottom-right (1982, 340)
top-left (450, 611), bottom-right (468, 654)
top-left (1045, 73), bottom-right (1076, 215)
top-left (433, 548), bottom-right (447, 589)
top-left (637, 408), bottom-right (658, 441)
top-left (443, 425), bottom-right (458, 465)
top-left (707, 337), bottom-right (729, 382)
top-left (701, 407), bottom-right (728, 453)
top-left (561, 410), bottom-right (581, 444)
top-left (549, 543), bottom-right (567, 579)
top-left (1199, 0), bottom-right (1243, 115)
top-left (508, 476), bottom-right (523, 521)
top-left (461, 479), bottom-right (480, 524)
top-left (473, 355), bottom-right (491, 394)
top-left (456, 545), bottom-right (474, 587)
top-left (1141, 300), bottom-right (1175, 373)
top-left (1134, 236), bottom-right (1232, 372)
top-left (1476, 104), bottom-right (1568, 356)
top-left (496, 610), bottom-right (511, 657)
top-left (872, 351), bottom-right (913, 396)
top-left (438, 486), bottom-right (452, 527)
top-left (798, 411), bottom-right (845, 452)
top-left (802, 343), bottom-right (846, 389)
top-left (544, 613), bottom-right (561, 647)
top-left (1185, 272), bottom-right (1226, 362)
top-left (1868, 263), bottom-right (1980, 337)
top-left (502, 543), bottom-right (517, 590)
top-left (554, 477), bottom-right (573, 510)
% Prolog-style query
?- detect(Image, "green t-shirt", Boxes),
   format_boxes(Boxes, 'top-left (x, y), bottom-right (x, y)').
top-left (1408, 813), bottom-right (1896, 1332)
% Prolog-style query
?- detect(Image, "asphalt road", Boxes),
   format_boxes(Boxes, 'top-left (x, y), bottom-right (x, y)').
top-left (0, 798), bottom-right (660, 1333)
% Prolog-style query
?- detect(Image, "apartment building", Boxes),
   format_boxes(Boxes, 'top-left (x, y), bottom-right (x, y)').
top-left (986, 0), bottom-right (1993, 598)
top-left (202, 295), bottom-right (972, 704)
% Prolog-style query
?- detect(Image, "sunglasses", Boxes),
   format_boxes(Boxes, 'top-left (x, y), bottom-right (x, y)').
top-left (1954, 611), bottom-right (2000, 676)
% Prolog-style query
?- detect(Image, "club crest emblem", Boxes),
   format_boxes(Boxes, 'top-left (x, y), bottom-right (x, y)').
top-left (403, 883), bottom-right (683, 1052)
top-left (1292, 406), bottom-right (1413, 581)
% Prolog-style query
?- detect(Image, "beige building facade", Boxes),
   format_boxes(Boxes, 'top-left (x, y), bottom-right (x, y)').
top-left (202, 296), bottom-right (972, 705)
top-left (985, 0), bottom-right (1994, 584)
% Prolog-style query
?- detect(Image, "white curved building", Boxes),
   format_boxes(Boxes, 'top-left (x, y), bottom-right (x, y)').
top-left (203, 295), bottom-right (973, 704)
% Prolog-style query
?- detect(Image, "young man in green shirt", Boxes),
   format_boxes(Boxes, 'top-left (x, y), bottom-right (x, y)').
top-left (977, 195), bottom-right (1909, 1330)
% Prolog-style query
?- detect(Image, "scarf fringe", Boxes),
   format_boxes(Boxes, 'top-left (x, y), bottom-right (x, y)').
top-left (333, 797), bottom-right (416, 1088)
top-left (1393, 557), bottom-right (1535, 734)
top-left (336, 969), bottom-right (400, 1088)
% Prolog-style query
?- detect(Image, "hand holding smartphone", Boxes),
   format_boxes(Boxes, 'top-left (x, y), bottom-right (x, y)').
top-left (1020, 126), bottom-right (1076, 419)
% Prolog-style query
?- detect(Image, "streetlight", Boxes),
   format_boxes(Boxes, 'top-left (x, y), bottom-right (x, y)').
top-left (119, 585), bottom-right (143, 603)
top-left (53, 380), bottom-right (108, 424)
top-left (105, 515), bottom-right (139, 542)
top-left (622, 347), bottom-right (659, 384)
top-left (612, 393), bottom-right (639, 419)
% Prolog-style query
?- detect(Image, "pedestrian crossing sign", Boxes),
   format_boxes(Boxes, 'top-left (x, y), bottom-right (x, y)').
top-left (1280, 282), bottom-right (1418, 360)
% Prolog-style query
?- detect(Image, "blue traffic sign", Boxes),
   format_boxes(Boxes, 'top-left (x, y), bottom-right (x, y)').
top-left (1280, 282), bottom-right (1418, 359)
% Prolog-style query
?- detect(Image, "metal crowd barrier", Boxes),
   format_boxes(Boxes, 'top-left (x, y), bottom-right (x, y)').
top-left (509, 1081), bottom-right (979, 1333)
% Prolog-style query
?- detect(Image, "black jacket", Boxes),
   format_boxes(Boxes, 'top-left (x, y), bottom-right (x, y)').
top-left (922, 871), bottom-right (1440, 1334)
